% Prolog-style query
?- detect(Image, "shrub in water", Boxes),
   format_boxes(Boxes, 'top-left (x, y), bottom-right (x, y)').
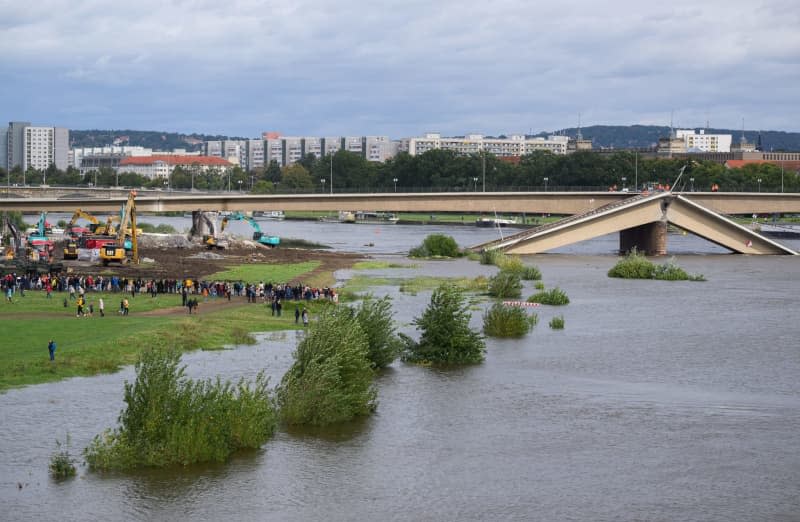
top-left (402, 284), bottom-right (486, 365)
top-left (487, 271), bottom-right (523, 298)
top-left (549, 315), bottom-right (565, 329)
top-left (353, 295), bottom-right (402, 369)
top-left (410, 234), bottom-right (461, 258)
top-left (84, 348), bottom-right (277, 470)
top-left (279, 308), bottom-right (377, 426)
top-left (534, 281), bottom-right (545, 290)
top-left (483, 303), bottom-right (538, 338)
top-left (609, 250), bottom-right (705, 281)
top-left (479, 249), bottom-right (505, 266)
top-left (49, 436), bottom-right (77, 479)
top-left (608, 250), bottom-right (655, 279)
top-left (528, 287), bottom-right (570, 305)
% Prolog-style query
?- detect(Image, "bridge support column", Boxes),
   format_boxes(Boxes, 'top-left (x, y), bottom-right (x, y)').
top-left (619, 222), bottom-right (667, 256)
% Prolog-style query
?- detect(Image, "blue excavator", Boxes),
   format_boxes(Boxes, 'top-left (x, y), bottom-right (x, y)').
top-left (222, 212), bottom-right (280, 247)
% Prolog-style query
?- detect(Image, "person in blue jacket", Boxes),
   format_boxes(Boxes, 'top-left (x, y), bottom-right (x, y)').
top-left (48, 339), bottom-right (56, 361)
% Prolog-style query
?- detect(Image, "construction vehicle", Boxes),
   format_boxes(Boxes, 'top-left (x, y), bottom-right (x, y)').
top-left (99, 191), bottom-right (139, 265)
top-left (65, 209), bottom-right (101, 237)
top-left (222, 212), bottom-right (280, 247)
top-left (63, 240), bottom-right (79, 260)
top-left (203, 216), bottom-right (230, 250)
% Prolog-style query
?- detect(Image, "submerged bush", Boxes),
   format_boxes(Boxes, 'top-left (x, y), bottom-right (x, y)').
top-left (84, 348), bottom-right (277, 471)
top-left (353, 295), bottom-right (402, 369)
top-left (608, 250), bottom-right (705, 281)
top-left (49, 436), bottom-right (77, 479)
top-left (482, 303), bottom-right (538, 338)
top-left (528, 287), bottom-right (570, 306)
top-left (410, 234), bottom-right (461, 258)
top-left (549, 315), bottom-right (565, 330)
top-left (534, 281), bottom-right (545, 290)
top-left (279, 308), bottom-right (376, 426)
top-left (402, 284), bottom-right (486, 365)
top-left (479, 249), bottom-right (505, 266)
top-left (487, 271), bottom-right (523, 298)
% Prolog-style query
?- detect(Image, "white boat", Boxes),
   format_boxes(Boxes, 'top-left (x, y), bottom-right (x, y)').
top-left (253, 210), bottom-right (285, 220)
top-left (337, 211), bottom-right (399, 224)
top-left (476, 216), bottom-right (520, 228)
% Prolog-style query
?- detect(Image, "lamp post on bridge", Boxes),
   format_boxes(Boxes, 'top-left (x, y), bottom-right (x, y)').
top-left (473, 177), bottom-right (478, 192)
top-left (237, 180), bottom-right (242, 193)
top-left (621, 176), bottom-right (627, 191)
top-left (690, 177), bottom-right (695, 192)
top-left (320, 178), bottom-right (325, 193)
top-left (758, 178), bottom-right (762, 192)
top-left (543, 177), bottom-right (549, 191)
top-left (393, 177), bottom-right (398, 193)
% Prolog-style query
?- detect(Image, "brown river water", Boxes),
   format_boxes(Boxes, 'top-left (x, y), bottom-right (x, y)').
top-left (2, 223), bottom-right (799, 521)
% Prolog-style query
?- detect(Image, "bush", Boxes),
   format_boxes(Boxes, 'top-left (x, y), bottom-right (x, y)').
top-left (278, 308), bottom-right (377, 426)
top-left (479, 249), bottom-right (504, 266)
top-left (534, 281), bottom-right (545, 290)
top-left (482, 303), bottom-right (537, 338)
top-left (608, 250), bottom-right (705, 281)
top-left (410, 234), bottom-right (461, 258)
top-left (353, 295), bottom-right (402, 369)
top-left (49, 436), bottom-right (77, 479)
top-left (487, 271), bottom-right (523, 298)
top-left (84, 348), bottom-right (277, 470)
top-left (607, 250), bottom-right (655, 279)
top-left (402, 284), bottom-right (486, 365)
top-left (528, 287), bottom-right (570, 306)
top-left (549, 315), bottom-right (565, 329)
top-left (138, 223), bottom-right (177, 234)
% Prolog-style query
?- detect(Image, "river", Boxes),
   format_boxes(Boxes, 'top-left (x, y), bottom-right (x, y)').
top-left (2, 221), bottom-right (799, 521)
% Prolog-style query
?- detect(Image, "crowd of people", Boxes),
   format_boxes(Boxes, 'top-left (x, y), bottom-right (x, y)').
top-left (2, 270), bottom-right (338, 319)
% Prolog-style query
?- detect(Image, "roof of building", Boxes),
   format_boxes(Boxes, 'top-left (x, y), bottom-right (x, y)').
top-left (119, 155), bottom-right (231, 167)
top-left (725, 159), bottom-right (800, 170)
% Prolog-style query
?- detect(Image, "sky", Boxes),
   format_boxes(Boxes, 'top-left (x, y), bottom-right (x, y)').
top-left (1, 0), bottom-right (799, 138)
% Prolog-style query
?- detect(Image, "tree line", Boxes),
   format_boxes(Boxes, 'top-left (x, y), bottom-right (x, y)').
top-left (2, 150), bottom-right (797, 193)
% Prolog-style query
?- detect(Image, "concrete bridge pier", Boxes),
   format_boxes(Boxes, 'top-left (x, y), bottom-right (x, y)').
top-left (619, 221), bottom-right (667, 256)
top-left (189, 211), bottom-right (218, 239)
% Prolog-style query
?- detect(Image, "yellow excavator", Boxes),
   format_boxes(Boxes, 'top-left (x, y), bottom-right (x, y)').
top-left (203, 216), bottom-right (230, 250)
top-left (99, 191), bottom-right (139, 265)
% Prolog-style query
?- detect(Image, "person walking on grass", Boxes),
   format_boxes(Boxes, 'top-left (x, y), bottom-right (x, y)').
top-left (302, 308), bottom-right (309, 327)
top-left (295, 305), bottom-right (300, 324)
top-left (99, 298), bottom-right (105, 317)
top-left (48, 339), bottom-right (56, 361)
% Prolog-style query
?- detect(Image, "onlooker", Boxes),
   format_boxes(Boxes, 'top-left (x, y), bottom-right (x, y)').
top-left (48, 339), bottom-right (56, 361)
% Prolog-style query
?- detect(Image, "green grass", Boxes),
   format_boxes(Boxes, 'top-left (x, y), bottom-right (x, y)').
top-left (351, 261), bottom-right (416, 270)
top-left (342, 274), bottom-right (488, 295)
top-left (0, 298), bottom-right (334, 391)
top-left (207, 261), bottom-right (320, 282)
top-left (1, 291), bottom-right (183, 314)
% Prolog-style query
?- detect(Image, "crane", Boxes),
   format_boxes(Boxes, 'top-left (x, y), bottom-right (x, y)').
top-left (222, 212), bottom-right (280, 247)
top-left (99, 191), bottom-right (139, 265)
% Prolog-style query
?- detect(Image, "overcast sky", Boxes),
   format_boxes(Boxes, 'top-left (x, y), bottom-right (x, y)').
top-left (1, 0), bottom-right (798, 138)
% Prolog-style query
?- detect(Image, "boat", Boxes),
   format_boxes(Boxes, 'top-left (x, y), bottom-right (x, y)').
top-left (338, 211), bottom-right (399, 224)
top-left (253, 210), bottom-right (285, 220)
top-left (475, 216), bottom-right (520, 228)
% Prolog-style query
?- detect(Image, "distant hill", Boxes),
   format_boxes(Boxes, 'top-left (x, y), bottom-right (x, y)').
top-left (537, 125), bottom-right (800, 151)
top-left (70, 126), bottom-right (800, 152)
top-left (69, 130), bottom-right (248, 151)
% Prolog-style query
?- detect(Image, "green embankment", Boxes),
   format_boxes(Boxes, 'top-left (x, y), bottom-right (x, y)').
top-left (208, 261), bottom-right (320, 282)
top-left (0, 262), bottom-right (329, 391)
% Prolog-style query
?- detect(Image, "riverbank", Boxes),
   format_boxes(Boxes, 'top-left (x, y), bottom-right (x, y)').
top-left (0, 253), bottom-right (363, 391)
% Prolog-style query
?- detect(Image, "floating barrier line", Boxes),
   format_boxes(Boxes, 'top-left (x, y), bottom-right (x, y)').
top-left (502, 301), bottom-right (541, 307)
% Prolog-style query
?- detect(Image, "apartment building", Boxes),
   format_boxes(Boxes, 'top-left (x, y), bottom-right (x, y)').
top-left (676, 129), bottom-right (732, 153)
top-left (117, 155), bottom-right (232, 179)
top-left (402, 133), bottom-right (569, 157)
top-left (2, 121), bottom-right (69, 172)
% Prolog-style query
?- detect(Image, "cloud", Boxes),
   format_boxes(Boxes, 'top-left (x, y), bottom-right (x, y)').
top-left (0, 0), bottom-right (798, 136)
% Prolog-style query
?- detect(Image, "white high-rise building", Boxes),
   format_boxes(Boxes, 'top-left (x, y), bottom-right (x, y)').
top-left (402, 133), bottom-right (569, 157)
top-left (676, 129), bottom-right (732, 153)
top-left (3, 122), bottom-right (69, 172)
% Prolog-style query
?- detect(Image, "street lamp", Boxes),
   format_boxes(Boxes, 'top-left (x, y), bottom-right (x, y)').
top-left (543, 177), bottom-right (549, 191)
top-left (320, 178), bottom-right (326, 193)
top-left (757, 178), bottom-right (762, 192)
top-left (481, 148), bottom-right (486, 192)
top-left (473, 177), bottom-right (478, 192)
top-left (621, 176), bottom-right (627, 191)
top-left (330, 152), bottom-right (334, 194)
top-left (191, 170), bottom-right (195, 192)
top-left (393, 178), bottom-right (398, 192)
top-left (237, 180), bottom-right (242, 193)
top-left (781, 163), bottom-right (784, 193)
top-left (164, 180), bottom-right (168, 191)
top-left (689, 177), bottom-right (695, 192)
